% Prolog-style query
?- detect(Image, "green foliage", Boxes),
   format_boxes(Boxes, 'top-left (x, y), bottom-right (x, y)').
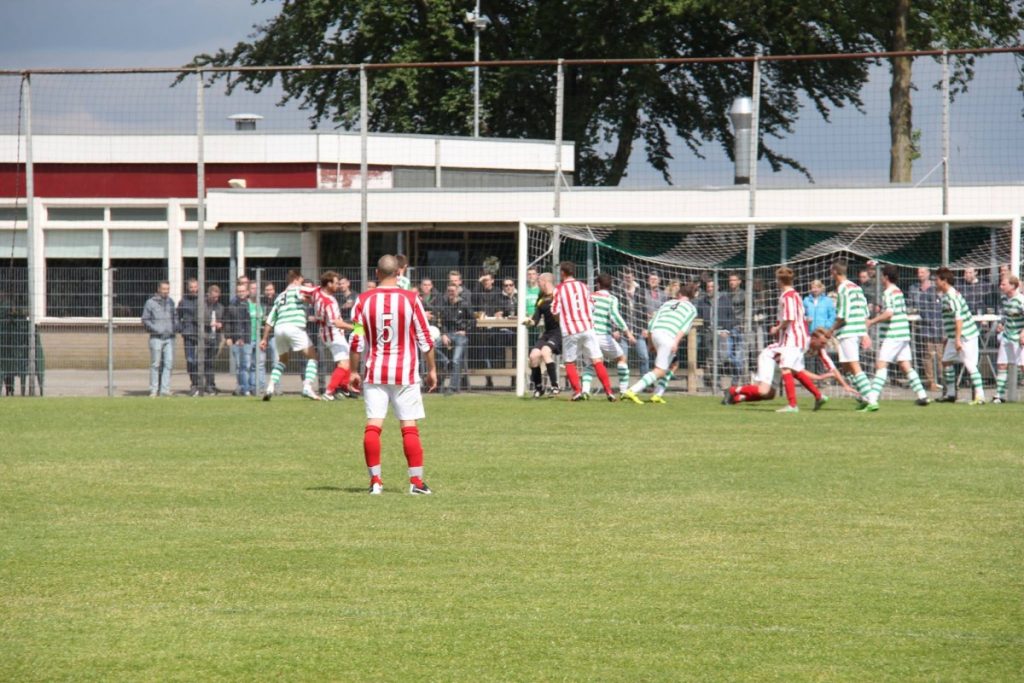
top-left (2, 396), bottom-right (1022, 680)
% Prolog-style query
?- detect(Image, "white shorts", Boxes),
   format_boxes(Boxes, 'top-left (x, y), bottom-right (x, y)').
top-left (364, 383), bottom-right (425, 421)
top-left (598, 334), bottom-right (625, 362)
top-left (942, 337), bottom-right (979, 369)
top-left (562, 329), bottom-right (602, 364)
top-left (651, 330), bottom-right (679, 371)
top-left (274, 325), bottom-right (311, 354)
top-left (754, 347), bottom-right (779, 385)
top-left (837, 336), bottom-right (861, 364)
top-left (996, 339), bottom-right (1023, 366)
top-left (777, 346), bottom-right (805, 372)
top-left (878, 338), bottom-right (912, 364)
top-left (328, 336), bottom-right (350, 362)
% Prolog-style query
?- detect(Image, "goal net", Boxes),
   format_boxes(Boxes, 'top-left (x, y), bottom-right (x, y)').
top-left (515, 216), bottom-right (1022, 400)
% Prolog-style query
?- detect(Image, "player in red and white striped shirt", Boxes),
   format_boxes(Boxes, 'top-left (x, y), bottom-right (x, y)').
top-left (551, 261), bottom-right (616, 401)
top-left (769, 268), bottom-right (823, 411)
top-left (349, 255), bottom-right (438, 495)
top-left (311, 271), bottom-right (356, 400)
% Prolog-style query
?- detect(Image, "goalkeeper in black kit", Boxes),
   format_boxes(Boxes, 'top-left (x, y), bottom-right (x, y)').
top-left (523, 272), bottom-right (562, 398)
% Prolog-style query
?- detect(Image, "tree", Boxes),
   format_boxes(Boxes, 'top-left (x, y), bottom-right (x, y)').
top-left (185, 1), bottom-right (1021, 186)
top-left (854, 0), bottom-right (1024, 182)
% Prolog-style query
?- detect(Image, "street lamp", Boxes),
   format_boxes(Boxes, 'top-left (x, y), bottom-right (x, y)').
top-left (728, 96), bottom-right (753, 185)
top-left (464, 2), bottom-right (490, 137)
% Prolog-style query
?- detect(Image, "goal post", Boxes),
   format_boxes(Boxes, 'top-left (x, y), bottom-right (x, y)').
top-left (516, 215), bottom-right (1022, 399)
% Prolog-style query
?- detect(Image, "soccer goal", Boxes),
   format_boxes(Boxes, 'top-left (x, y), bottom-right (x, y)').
top-left (515, 215), bottom-right (1022, 399)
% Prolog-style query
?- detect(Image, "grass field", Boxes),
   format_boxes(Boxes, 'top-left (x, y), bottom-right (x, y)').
top-left (1, 394), bottom-right (1022, 681)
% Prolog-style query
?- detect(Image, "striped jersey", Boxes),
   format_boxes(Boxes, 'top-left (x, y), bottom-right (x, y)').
top-left (940, 287), bottom-right (979, 340)
top-left (836, 280), bottom-right (869, 338)
top-left (592, 290), bottom-right (628, 335)
top-left (1001, 290), bottom-right (1024, 343)
top-left (312, 287), bottom-right (344, 344)
top-left (351, 286), bottom-right (433, 385)
top-left (649, 298), bottom-right (697, 336)
top-left (266, 285), bottom-right (310, 329)
top-left (777, 288), bottom-right (808, 349)
top-left (396, 274), bottom-right (413, 291)
top-left (879, 284), bottom-right (911, 341)
top-left (552, 278), bottom-right (595, 335)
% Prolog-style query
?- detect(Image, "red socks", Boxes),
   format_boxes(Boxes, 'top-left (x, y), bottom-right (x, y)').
top-left (732, 384), bottom-right (765, 402)
top-left (782, 372), bottom-right (797, 407)
top-left (564, 363), bottom-right (582, 394)
top-left (401, 426), bottom-right (424, 470)
top-left (327, 366), bottom-right (350, 393)
top-left (795, 370), bottom-right (821, 400)
top-left (592, 361), bottom-right (614, 395)
top-left (363, 425), bottom-right (382, 469)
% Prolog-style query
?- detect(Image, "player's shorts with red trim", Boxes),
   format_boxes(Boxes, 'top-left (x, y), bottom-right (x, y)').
top-left (363, 383), bottom-right (425, 421)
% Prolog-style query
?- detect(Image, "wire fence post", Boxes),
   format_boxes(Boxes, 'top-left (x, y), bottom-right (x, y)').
top-left (743, 56), bottom-right (761, 377)
top-left (551, 59), bottom-right (564, 276)
top-left (941, 50), bottom-right (950, 266)
top-left (196, 70), bottom-right (207, 391)
top-left (1009, 217), bottom-right (1022, 402)
top-left (359, 65), bottom-right (369, 290)
top-left (711, 269), bottom-right (720, 393)
top-left (106, 267), bottom-right (116, 397)
top-left (254, 267), bottom-right (264, 396)
top-left (22, 73), bottom-right (37, 397)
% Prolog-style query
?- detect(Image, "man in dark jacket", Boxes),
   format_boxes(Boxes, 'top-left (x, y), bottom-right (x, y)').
top-left (223, 282), bottom-right (254, 396)
top-left (438, 283), bottom-right (475, 393)
top-left (177, 278), bottom-right (202, 396)
top-left (202, 285), bottom-right (225, 395)
top-left (141, 280), bottom-right (176, 397)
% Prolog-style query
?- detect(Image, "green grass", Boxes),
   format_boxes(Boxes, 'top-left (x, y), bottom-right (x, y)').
top-left (1, 395), bottom-right (1022, 681)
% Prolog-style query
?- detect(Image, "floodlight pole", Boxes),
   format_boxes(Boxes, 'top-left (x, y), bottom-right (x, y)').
top-left (742, 57), bottom-right (761, 376)
top-left (515, 220), bottom-right (528, 397)
top-left (472, 0), bottom-right (481, 137)
top-left (1010, 216), bottom-right (1021, 402)
top-left (941, 50), bottom-right (950, 266)
top-left (196, 71), bottom-right (207, 390)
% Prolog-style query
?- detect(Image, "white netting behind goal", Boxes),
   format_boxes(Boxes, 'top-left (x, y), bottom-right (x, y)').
top-left (518, 217), bottom-right (1020, 400)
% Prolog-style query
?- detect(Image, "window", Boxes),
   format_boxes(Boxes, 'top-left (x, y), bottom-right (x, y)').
top-left (47, 207), bottom-right (105, 222)
top-left (0, 207), bottom-right (28, 222)
top-left (184, 207), bottom-right (198, 222)
top-left (110, 207), bottom-right (167, 222)
top-left (46, 258), bottom-right (102, 317)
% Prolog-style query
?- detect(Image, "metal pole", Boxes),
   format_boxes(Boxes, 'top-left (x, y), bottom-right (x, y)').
top-left (359, 65), bottom-right (369, 289)
top-left (552, 59), bottom-right (564, 275)
top-left (515, 221), bottom-right (528, 397)
top-left (196, 71), bottom-right (207, 390)
top-left (473, 0), bottom-right (480, 138)
top-left (743, 57), bottom-right (761, 376)
top-left (941, 51), bottom-right (950, 266)
top-left (254, 267), bottom-right (263, 394)
top-left (107, 267), bottom-right (115, 397)
top-left (711, 270), bottom-right (719, 393)
top-left (22, 74), bottom-right (37, 396)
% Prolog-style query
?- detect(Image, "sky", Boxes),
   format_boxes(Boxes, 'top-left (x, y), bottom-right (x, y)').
top-left (0, 0), bottom-right (1020, 188)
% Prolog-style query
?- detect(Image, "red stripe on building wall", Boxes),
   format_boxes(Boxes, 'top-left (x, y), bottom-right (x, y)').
top-left (0, 163), bottom-right (317, 198)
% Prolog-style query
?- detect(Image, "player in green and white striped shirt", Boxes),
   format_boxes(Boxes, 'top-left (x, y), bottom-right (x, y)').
top-left (623, 282), bottom-right (698, 404)
top-left (259, 269), bottom-right (320, 400)
top-left (934, 267), bottom-right (985, 404)
top-left (395, 254), bottom-right (414, 291)
top-left (582, 273), bottom-right (637, 396)
top-left (828, 261), bottom-right (872, 403)
top-left (863, 265), bottom-right (930, 410)
top-left (994, 274), bottom-right (1024, 403)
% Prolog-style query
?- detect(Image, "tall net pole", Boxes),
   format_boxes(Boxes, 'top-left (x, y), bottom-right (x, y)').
top-left (743, 56), bottom-right (761, 376)
top-left (360, 65), bottom-right (369, 289)
top-left (22, 74), bottom-right (37, 396)
top-left (941, 51), bottom-right (950, 266)
top-left (552, 59), bottom-right (564, 276)
top-left (196, 71), bottom-right (207, 388)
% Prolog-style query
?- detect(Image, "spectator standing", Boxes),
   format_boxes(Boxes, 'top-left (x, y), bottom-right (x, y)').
top-left (177, 278), bottom-right (202, 396)
top-left (614, 269), bottom-right (650, 375)
top-left (223, 282), bottom-right (255, 396)
top-left (438, 283), bottom-right (474, 393)
top-left (524, 267), bottom-right (541, 318)
top-left (907, 267), bottom-right (943, 391)
top-left (337, 277), bottom-right (357, 317)
top-left (418, 278), bottom-right (440, 322)
top-left (247, 281), bottom-right (266, 393)
top-left (698, 279), bottom-right (736, 381)
top-left (141, 280), bottom-right (176, 397)
top-left (202, 285), bottom-right (225, 395)
top-left (448, 270), bottom-right (472, 309)
top-left (960, 267), bottom-right (988, 316)
top-left (803, 280), bottom-right (836, 333)
top-left (858, 268), bottom-right (879, 315)
top-left (726, 273), bottom-right (746, 378)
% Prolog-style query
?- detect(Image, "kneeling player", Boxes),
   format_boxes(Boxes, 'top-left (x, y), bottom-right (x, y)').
top-left (349, 255), bottom-right (438, 495)
top-left (723, 329), bottom-right (852, 410)
top-left (623, 282), bottom-right (698, 404)
top-left (994, 274), bottom-right (1024, 403)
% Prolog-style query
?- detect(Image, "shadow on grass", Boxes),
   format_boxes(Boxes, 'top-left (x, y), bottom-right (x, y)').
top-left (305, 485), bottom-right (368, 494)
